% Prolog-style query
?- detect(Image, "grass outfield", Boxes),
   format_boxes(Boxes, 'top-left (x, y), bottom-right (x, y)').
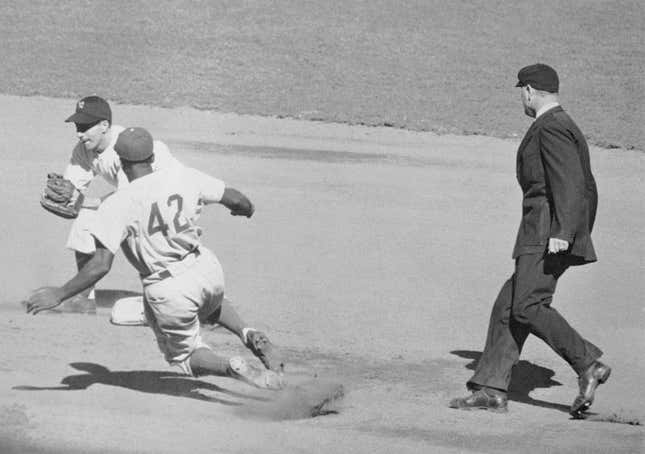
top-left (0, 0), bottom-right (642, 150)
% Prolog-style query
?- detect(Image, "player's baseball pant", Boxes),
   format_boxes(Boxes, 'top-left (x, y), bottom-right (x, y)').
top-left (142, 248), bottom-right (225, 369)
top-left (66, 207), bottom-right (100, 254)
top-left (66, 193), bottom-right (116, 254)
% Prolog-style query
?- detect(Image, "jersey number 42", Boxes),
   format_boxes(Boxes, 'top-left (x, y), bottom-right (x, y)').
top-left (148, 194), bottom-right (190, 236)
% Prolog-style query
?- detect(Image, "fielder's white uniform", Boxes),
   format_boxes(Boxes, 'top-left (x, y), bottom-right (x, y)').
top-left (90, 166), bottom-right (228, 371)
top-left (64, 124), bottom-right (180, 254)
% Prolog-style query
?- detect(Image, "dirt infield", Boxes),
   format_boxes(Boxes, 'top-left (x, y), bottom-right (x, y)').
top-left (0, 2), bottom-right (643, 452)
top-left (0, 1), bottom-right (643, 150)
top-left (0, 95), bottom-right (643, 453)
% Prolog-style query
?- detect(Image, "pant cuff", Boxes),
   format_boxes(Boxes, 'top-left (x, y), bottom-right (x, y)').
top-left (467, 380), bottom-right (508, 393)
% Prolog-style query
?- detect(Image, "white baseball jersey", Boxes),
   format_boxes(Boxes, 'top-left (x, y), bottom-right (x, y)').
top-left (91, 166), bottom-right (226, 281)
top-left (63, 124), bottom-right (179, 191)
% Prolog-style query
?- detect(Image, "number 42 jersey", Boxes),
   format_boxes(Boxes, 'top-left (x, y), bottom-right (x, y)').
top-left (91, 166), bottom-right (226, 279)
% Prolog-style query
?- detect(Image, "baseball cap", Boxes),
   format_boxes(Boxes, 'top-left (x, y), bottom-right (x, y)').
top-left (65, 95), bottom-right (112, 124)
top-left (515, 63), bottom-right (559, 93)
top-left (114, 127), bottom-right (154, 162)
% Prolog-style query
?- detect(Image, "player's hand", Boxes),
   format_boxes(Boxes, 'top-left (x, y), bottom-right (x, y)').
top-left (548, 238), bottom-right (569, 254)
top-left (25, 287), bottom-right (65, 315)
top-left (230, 202), bottom-right (254, 218)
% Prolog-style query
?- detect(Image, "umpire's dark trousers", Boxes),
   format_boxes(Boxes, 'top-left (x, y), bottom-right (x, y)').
top-left (467, 253), bottom-right (602, 392)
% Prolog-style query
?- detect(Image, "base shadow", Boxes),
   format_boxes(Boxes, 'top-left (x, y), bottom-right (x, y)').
top-left (94, 289), bottom-right (142, 308)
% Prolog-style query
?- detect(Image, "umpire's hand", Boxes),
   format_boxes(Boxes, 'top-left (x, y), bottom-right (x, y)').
top-left (548, 237), bottom-right (569, 254)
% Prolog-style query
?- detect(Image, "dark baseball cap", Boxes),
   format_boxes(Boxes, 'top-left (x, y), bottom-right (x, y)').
top-left (65, 95), bottom-right (112, 124)
top-left (115, 127), bottom-right (154, 162)
top-left (515, 63), bottom-right (559, 93)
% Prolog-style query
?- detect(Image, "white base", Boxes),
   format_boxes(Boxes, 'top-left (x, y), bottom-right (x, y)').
top-left (110, 296), bottom-right (147, 326)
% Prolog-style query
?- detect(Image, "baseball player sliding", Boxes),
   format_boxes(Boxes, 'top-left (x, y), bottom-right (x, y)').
top-left (40, 95), bottom-right (179, 315)
top-left (27, 127), bottom-right (285, 390)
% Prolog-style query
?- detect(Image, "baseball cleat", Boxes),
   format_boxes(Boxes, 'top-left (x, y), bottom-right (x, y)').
top-left (244, 329), bottom-right (285, 372)
top-left (228, 357), bottom-right (285, 390)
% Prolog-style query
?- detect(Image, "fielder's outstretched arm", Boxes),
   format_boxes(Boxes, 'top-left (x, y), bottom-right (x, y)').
top-left (25, 241), bottom-right (115, 315)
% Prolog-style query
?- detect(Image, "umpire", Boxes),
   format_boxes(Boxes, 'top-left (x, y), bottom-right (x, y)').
top-left (450, 63), bottom-right (610, 418)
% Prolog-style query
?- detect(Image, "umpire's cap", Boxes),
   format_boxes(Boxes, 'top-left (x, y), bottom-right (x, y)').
top-left (65, 96), bottom-right (112, 124)
top-left (115, 127), bottom-right (154, 162)
top-left (515, 63), bottom-right (559, 93)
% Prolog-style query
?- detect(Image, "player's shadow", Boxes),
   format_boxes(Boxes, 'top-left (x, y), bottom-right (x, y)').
top-left (13, 362), bottom-right (266, 406)
top-left (451, 350), bottom-right (570, 413)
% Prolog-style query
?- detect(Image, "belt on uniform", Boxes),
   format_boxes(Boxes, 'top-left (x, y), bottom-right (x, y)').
top-left (144, 249), bottom-right (201, 282)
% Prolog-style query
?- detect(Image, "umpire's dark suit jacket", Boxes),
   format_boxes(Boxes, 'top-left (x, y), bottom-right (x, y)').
top-left (513, 106), bottom-right (597, 264)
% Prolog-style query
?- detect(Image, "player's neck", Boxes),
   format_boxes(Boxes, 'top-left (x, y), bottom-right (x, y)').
top-left (125, 164), bottom-right (154, 182)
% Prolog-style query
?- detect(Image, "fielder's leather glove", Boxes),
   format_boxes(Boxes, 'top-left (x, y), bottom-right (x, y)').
top-left (40, 173), bottom-right (84, 219)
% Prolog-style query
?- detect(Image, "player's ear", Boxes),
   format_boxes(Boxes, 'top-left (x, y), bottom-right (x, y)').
top-left (99, 119), bottom-right (110, 132)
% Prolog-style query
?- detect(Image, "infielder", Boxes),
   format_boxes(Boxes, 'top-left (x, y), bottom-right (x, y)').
top-left (40, 95), bottom-right (179, 314)
top-left (28, 127), bottom-right (284, 390)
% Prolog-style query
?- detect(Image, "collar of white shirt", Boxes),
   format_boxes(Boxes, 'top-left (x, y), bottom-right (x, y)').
top-left (536, 102), bottom-right (560, 119)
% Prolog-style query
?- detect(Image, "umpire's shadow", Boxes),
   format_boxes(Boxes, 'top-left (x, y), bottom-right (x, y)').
top-left (13, 362), bottom-right (267, 406)
top-left (450, 350), bottom-right (570, 413)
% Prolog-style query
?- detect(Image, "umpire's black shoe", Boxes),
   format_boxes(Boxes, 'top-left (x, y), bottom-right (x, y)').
top-left (570, 360), bottom-right (611, 418)
top-left (449, 388), bottom-right (508, 413)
